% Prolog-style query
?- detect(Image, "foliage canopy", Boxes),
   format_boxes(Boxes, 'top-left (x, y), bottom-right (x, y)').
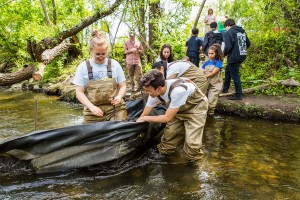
top-left (0, 0), bottom-right (299, 95)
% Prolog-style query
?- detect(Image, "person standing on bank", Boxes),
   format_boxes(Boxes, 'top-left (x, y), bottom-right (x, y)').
top-left (185, 28), bottom-right (203, 67)
top-left (201, 44), bottom-right (223, 116)
top-left (204, 8), bottom-right (216, 33)
top-left (202, 22), bottom-right (224, 57)
top-left (217, 15), bottom-right (229, 41)
top-left (124, 31), bottom-right (144, 92)
top-left (223, 19), bottom-right (251, 100)
top-left (73, 30), bottom-right (127, 123)
top-left (155, 44), bottom-right (174, 63)
top-left (137, 69), bottom-right (208, 160)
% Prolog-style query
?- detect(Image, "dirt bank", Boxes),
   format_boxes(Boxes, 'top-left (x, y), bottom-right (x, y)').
top-left (4, 79), bottom-right (300, 123)
top-left (216, 94), bottom-right (300, 122)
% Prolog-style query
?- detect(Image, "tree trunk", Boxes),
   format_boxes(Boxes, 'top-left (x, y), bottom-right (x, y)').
top-left (148, 1), bottom-right (160, 62)
top-left (27, 0), bottom-right (124, 63)
top-left (0, 65), bottom-right (36, 86)
top-left (40, 0), bottom-right (51, 26)
top-left (51, 0), bottom-right (57, 25)
top-left (193, 0), bottom-right (207, 29)
top-left (0, 0), bottom-right (124, 86)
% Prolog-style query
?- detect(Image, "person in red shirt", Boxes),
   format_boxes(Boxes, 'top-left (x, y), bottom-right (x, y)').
top-left (124, 31), bottom-right (144, 92)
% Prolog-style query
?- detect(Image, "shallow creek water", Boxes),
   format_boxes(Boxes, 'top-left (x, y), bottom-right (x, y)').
top-left (0, 90), bottom-right (300, 199)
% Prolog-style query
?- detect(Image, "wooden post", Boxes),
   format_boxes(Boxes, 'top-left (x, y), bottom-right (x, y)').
top-left (34, 100), bottom-right (38, 131)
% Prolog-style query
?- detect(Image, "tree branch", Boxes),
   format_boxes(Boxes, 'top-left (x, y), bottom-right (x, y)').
top-left (58, 0), bottom-right (124, 40)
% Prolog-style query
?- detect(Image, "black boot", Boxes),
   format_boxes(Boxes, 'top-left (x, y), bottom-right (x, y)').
top-left (228, 95), bottom-right (242, 100)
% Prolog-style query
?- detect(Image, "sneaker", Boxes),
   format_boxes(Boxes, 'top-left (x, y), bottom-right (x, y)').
top-left (222, 90), bottom-right (228, 93)
top-left (228, 95), bottom-right (242, 100)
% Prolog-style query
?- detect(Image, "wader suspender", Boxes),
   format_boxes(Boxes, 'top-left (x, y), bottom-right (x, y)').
top-left (86, 59), bottom-right (116, 120)
top-left (86, 59), bottom-right (112, 80)
top-left (157, 95), bottom-right (166, 104)
top-left (157, 79), bottom-right (188, 103)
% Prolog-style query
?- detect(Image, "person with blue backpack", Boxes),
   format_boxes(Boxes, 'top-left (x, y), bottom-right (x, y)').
top-left (201, 44), bottom-right (224, 116)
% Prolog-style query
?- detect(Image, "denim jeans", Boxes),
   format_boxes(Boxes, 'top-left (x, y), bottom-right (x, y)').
top-left (223, 62), bottom-right (242, 97)
top-left (188, 56), bottom-right (200, 67)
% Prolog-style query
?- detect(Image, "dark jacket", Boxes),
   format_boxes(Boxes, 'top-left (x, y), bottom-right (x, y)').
top-left (224, 25), bottom-right (251, 64)
top-left (185, 35), bottom-right (203, 57)
top-left (203, 30), bottom-right (223, 55)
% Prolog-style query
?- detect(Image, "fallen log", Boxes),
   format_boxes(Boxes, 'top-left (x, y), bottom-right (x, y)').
top-left (219, 79), bottom-right (300, 97)
top-left (0, 64), bottom-right (36, 86)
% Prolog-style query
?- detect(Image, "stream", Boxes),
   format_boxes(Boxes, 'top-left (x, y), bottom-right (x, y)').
top-left (1, 90), bottom-right (300, 199)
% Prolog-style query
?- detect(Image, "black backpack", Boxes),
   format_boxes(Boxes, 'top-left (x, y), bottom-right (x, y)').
top-left (208, 31), bottom-right (223, 47)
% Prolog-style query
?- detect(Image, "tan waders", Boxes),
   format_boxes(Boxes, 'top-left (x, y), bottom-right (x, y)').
top-left (83, 59), bottom-right (127, 123)
top-left (204, 64), bottom-right (223, 115)
top-left (168, 61), bottom-right (208, 94)
top-left (157, 79), bottom-right (208, 160)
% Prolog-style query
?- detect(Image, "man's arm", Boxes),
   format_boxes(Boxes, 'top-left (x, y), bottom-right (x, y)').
top-left (124, 42), bottom-right (136, 55)
top-left (185, 41), bottom-right (188, 53)
top-left (137, 107), bottom-right (179, 123)
top-left (223, 31), bottom-right (233, 56)
top-left (136, 106), bottom-right (154, 122)
top-left (138, 43), bottom-right (144, 55)
top-left (140, 106), bottom-right (154, 117)
top-left (166, 73), bottom-right (178, 79)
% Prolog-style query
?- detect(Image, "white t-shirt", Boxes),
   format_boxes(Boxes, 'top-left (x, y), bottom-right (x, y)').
top-left (155, 56), bottom-right (162, 63)
top-left (146, 79), bottom-right (195, 109)
top-left (166, 61), bottom-right (190, 79)
top-left (73, 58), bottom-right (126, 87)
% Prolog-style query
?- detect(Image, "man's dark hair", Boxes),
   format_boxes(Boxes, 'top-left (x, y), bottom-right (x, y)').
top-left (210, 22), bottom-right (217, 29)
top-left (224, 18), bottom-right (235, 27)
top-left (139, 69), bottom-right (165, 90)
top-left (152, 61), bottom-right (167, 78)
top-left (192, 28), bottom-right (199, 35)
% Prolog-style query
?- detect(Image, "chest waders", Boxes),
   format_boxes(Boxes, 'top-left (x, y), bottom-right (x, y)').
top-left (156, 79), bottom-right (208, 160)
top-left (83, 59), bottom-right (127, 123)
top-left (203, 61), bottom-right (223, 115)
top-left (168, 61), bottom-right (208, 94)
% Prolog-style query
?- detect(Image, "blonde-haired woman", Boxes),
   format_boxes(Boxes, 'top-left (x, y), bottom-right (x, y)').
top-left (204, 8), bottom-right (216, 33)
top-left (73, 30), bottom-right (127, 123)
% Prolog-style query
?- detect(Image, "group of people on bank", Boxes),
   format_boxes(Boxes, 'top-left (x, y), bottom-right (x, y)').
top-left (72, 17), bottom-right (251, 161)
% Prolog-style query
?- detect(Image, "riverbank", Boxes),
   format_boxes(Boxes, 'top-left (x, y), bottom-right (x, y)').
top-left (216, 94), bottom-right (300, 122)
top-left (2, 79), bottom-right (300, 123)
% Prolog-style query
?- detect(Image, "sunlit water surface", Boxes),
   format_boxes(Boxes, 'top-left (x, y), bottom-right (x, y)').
top-left (0, 90), bottom-right (300, 199)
